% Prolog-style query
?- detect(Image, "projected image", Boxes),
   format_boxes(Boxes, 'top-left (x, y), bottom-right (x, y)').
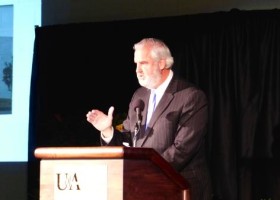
top-left (0, 5), bottom-right (13, 114)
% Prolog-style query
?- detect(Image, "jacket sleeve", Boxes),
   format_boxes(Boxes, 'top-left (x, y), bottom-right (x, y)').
top-left (162, 89), bottom-right (208, 171)
top-left (100, 130), bottom-right (133, 147)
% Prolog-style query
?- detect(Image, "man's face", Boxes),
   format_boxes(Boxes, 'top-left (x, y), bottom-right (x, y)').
top-left (134, 48), bottom-right (162, 89)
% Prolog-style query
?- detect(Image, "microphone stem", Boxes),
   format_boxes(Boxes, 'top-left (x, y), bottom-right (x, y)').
top-left (133, 122), bottom-right (140, 147)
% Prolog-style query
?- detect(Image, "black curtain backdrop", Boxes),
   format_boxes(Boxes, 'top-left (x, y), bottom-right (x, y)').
top-left (28, 9), bottom-right (280, 200)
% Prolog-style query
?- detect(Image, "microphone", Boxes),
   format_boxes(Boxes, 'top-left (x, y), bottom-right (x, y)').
top-left (132, 99), bottom-right (144, 147)
top-left (133, 99), bottom-right (144, 126)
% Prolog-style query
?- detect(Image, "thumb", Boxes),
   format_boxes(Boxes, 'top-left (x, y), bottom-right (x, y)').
top-left (108, 106), bottom-right (114, 118)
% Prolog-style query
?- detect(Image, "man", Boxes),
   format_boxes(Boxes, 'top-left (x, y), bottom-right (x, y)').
top-left (86, 38), bottom-right (213, 200)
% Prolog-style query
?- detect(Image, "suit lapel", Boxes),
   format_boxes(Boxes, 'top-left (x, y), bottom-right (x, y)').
top-left (137, 78), bottom-right (178, 147)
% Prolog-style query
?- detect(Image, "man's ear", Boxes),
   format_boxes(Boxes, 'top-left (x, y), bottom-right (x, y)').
top-left (159, 59), bottom-right (166, 70)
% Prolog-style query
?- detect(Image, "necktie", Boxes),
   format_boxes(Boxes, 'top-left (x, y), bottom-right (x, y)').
top-left (146, 92), bottom-right (156, 129)
top-left (152, 92), bottom-right (157, 112)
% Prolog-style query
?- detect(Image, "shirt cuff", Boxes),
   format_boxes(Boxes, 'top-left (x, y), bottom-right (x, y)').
top-left (100, 127), bottom-right (114, 143)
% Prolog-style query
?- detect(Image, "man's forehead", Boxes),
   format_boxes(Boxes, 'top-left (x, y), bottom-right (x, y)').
top-left (134, 48), bottom-right (150, 59)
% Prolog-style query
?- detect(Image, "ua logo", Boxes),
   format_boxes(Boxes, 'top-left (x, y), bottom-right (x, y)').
top-left (56, 173), bottom-right (81, 190)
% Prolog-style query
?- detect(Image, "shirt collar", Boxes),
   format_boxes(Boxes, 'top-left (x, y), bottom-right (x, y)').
top-left (151, 70), bottom-right (173, 102)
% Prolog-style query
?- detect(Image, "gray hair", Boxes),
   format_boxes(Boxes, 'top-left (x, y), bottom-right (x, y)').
top-left (133, 38), bottom-right (174, 69)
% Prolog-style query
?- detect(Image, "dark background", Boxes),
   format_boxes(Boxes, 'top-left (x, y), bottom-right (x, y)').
top-left (29, 10), bottom-right (280, 200)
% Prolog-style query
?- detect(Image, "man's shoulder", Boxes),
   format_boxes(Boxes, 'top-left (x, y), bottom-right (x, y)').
top-left (130, 87), bottom-right (150, 102)
top-left (134, 86), bottom-right (149, 95)
top-left (171, 76), bottom-right (200, 91)
top-left (171, 76), bottom-right (207, 98)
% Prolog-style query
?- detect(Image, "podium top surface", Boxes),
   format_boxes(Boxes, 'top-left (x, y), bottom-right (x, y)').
top-left (35, 146), bottom-right (127, 159)
top-left (34, 146), bottom-right (159, 159)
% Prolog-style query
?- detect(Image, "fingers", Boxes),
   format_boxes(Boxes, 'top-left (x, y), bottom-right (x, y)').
top-left (108, 106), bottom-right (114, 118)
top-left (86, 107), bottom-right (114, 124)
top-left (86, 109), bottom-right (99, 123)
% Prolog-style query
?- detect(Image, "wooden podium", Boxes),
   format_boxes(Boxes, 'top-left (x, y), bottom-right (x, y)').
top-left (34, 146), bottom-right (190, 200)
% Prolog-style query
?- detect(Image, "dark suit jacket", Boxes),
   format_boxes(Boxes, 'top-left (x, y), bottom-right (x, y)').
top-left (103, 75), bottom-right (213, 200)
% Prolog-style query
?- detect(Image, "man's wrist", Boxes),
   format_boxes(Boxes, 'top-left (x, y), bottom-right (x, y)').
top-left (101, 126), bottom-right (113, 138)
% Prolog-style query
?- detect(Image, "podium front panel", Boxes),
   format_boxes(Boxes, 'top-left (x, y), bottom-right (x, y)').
top-left (39, 159), bottom-right (123, 200)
